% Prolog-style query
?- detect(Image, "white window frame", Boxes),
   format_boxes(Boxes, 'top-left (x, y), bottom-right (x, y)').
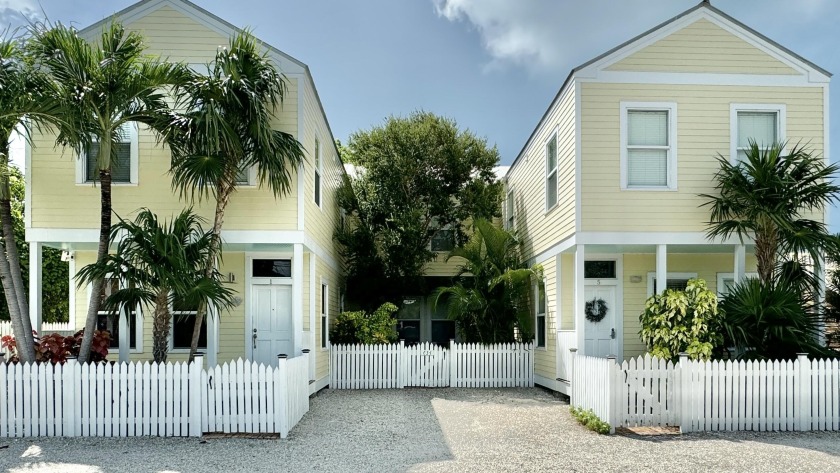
top-left (646, 272), bottom-right (698, 298)
top-left (544, 131), bottom-right (558, 211)
top-left (730, 103), bottom-right (786, 164)
top-left (534, 281), bottom-right (546, 350)
top-left (86, 276), bottom-right (143, 354)
top-left (320, 280), bottom-right (329, 350)
top-left (716, 272), bottom-right (759, 298)
top-left (235, 164), bottom-right (258, 187)
top-left (620, 102), bottom-right (678, 191)
top-left (505, 187), bottom-right (514, 230)
top-left (314, 137), bottom-right (322, 208)
top-left (76, 122), bottom-right (139, 186)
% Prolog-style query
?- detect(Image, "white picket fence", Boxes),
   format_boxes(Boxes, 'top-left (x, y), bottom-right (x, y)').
top-left (0, 353), bottom-right (310, 438)
top-left (0, 321), bottom-right (75, 337)
top-left (571, 353), bottom-right (840, 433)
top-left (330, 341), bottom-right (534, 389)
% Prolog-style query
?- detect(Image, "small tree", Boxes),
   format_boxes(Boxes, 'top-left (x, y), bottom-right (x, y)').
top-left (639, 278), bottom-right (722, 361)
top-left (329, 303), bottom-right (399, 345)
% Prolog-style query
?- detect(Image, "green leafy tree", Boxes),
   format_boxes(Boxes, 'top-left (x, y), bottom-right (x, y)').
top-left (164, 32), bottom-right (304, 361)
top-left (338, 112), bottom-right (503, 309)
top-left (639, 278), bottom-right (723, 361)
top-left (28, 22), bottom-right (187, 362)
top-left (329, 303), bottom-right (399, 345)
top-left (433, 219), bottom-right (539, 344)
top-left (77, 209), bottom-right (235, 363)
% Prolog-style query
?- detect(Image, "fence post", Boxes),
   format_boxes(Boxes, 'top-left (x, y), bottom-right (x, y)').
top-left (277, 354), bottom-right (290, 438)
top-left (449, 339), bottom-right (457, 388)
top-left (64, 356), bottom-right (77, 437)
top-left (302, 349), bottom-right (311, 395)
top-left (606, 355), bottom-right (616, 434)
top-left (797, 353), bottom-right (811, 431)
top-left (678, 352), bottom-right (689, 434)
top-left (398, 340), bottom-right (406, 389)
top-left (569, 348), bottom-right (578, 405)
top-left (189, 353), bottom-right (204, 438)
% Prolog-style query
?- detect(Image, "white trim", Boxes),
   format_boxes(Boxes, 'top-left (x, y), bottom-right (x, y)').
top-left (314, 137), bottom-right (323, 209)
top-left (646, 272), bottom-right (698, 298)
top-left (729, 103), bottom-right (786, 163)
top-left (535, 373), bottom-right (565, 393)
top-left (292, 244), bottom-right (304, 356)
top-left (75, 122), bottom-right (139, 185)
top-left (68, 252), bottom-right (76, 330)
top-left (311, 374), bottom-right (329, 394)
top-left (23, 127), bottom-right (31, 228)
top-left (589, 71), bottom-right (824, 87)
top-left (320, 278), bottom-right (329, 351)
top-left (620, 102), bottom-right (678, 190)
top-left (83, 277), bottom-right (143, 354)
top-left (544, 127), bottom-right (559, 212)
top-left (554, 253), bottom-right (562, 380)
top-left (824, 84), bottom-right (830, 230)
top-left (574, 80), bottom-right (582, 234)
top-left (716, 272), bottom-right (758, 297)
top-left (583, 254), bottom-right (624, 359)
top-left (504, 187), bottom-right (514, 230)
top-left (29, 242), bottom-right (42, 332)
top-left (309, 255), bottom-right (317, 379)
top-left (576, 231), bottom-right (750, 246)
top-left (574, 244), bottom-right (585, 355)
top-left (297, 80), bottom-right (305, 231)
top-left (534, 280), bottom-right (546, 350)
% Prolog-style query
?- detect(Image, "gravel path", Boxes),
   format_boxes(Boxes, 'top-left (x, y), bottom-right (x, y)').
top-left (2, 388), bottom-right (840, 472)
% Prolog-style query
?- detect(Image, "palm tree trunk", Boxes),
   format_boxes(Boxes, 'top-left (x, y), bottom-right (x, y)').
top-left (755, 225), bottom-right (779, 286)
top-left (78, 169), bottom-right (112, 363)
top-left (0, 236), bottom-right (32, 362)
top-left (188, 182), bottom-right (233, 362)
top-left (152, 288), bottom-right (171, 363)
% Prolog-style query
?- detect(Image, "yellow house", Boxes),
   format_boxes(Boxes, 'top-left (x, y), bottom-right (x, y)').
top-left (504, 2), bottom-right (830, 394)
top-left (25, 0), bottom-right (343, 393)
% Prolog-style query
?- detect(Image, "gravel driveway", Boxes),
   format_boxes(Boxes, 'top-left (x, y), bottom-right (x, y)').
top-left (2, 388), bottom-right (840, 472)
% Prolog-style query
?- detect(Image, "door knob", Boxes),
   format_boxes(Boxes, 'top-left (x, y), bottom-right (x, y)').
top-left (252, 329), bottom-right (258, 349)
top-left (610, 328), bottom-right (616, 339)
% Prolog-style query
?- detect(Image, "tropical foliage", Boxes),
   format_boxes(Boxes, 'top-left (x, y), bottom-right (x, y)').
top-left (329, 303), bottom-right (399, 345)
top-left (28, 21), bottom-right (187, 362)
top-left (337, 112), bottom-right (503, 310)
top-left (639, 278), bottom-right (723, 362)
top-left (76, 209), bottom-right (235, 363)
top-left (1, 330), bottom-right (110, 364)
top-left (433, 219), bottom-right (540, 344)
top-left (164, 31), bottom-right (304, 360)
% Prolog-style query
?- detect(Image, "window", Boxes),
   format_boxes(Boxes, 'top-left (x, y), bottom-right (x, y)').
top-left (314, 138), bottom-right (322, 206)
top-left (505, 189), bottom-right (515, 230)
top-left (396, 299), bottom-right (421, 345)
top-left (545, 135), bottom-right (558, 209)
top-left (171, 297), bottom-right (207, 350)
top-left (430, 229), bottom-right (455, 252)
top-left (646, 272), bottom-right (698, 297)
top-left (716, 272), bottom-right (759, 298)
top-left (535, 282), bottom-right (546, 348)
top-left (252, 259), bottom-right (292, 278)
top-left (79, 122), bottom-right (138, 184)
top-left (95, 278), bottom-right (138, 350)
top-left (320, 283), bottom-right (329, 349)
top-left (620, 102), bottom-right (677, 190)
top-left (584, 261), bottom-right (616, 279)
top-left (235, 164), bottom-right (252, 185)
top-left (731, 104), bottom-right (785, 162)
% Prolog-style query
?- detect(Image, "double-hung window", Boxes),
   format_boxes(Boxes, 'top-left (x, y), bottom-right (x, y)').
top-left (621, 102), bottom-right (677, 190)
top-left (731, 104), bottom-right (784, 163)
top-left (95, 278), bottom-right (139, 350)
top-left (320, 283), bottom-right (329, 349)
top-left (535, 281), bottom-right (546, 348)
top-left (314, 138), bottom-right (322, 207)
top-left (79, 122), bottom-right (139, 184)
top-left (545, 135), bottom-right (558, 210)
top-left (505, 188), bottom-right (515, 230)
top-left (171, 297), bottom-right (207, 350)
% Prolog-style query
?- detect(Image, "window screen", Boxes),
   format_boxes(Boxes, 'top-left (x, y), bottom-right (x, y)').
top-left (737, 111), bottom-right (777, 161)
top-left (87, 142), bottom-right (131, 183)
top-left (627, 110), bottom-right (668, 187)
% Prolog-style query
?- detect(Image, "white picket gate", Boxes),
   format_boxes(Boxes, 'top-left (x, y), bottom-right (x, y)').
top-left (571, 353), bottom-right (840, 433)
top-left (0, 353), bottom-right (310, 438)
top-left (330, 341), bottom-right (534, 389)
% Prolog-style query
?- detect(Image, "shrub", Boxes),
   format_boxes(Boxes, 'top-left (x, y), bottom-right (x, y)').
top-left (1, 330), bottom-right (110, 363)
top-left (329, 303), bottom-right (399, 345)
top-left (639, 278), bottom-right (722, 362)
top-left (569, 407), bottom-right (611, 435)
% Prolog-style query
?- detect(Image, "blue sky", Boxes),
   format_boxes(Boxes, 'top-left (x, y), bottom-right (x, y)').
top-left (3, 0), bottom-right (839, 230)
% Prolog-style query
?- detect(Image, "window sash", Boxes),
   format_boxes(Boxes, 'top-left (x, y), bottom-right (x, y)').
top-left (545, 136), bottom-right (558, 209)
top-left (626, 109), bottom-right (670, 188)
top-left (737, 111), bottom-right (777, 148)
top-left (546, 171), bottom-right (558, 208)
top-left (86, 142), bottom-right (131, 183)
top-left (320, 284), bottom-right (328, 348)
top-left (505, 191), bottom-right (514, 229)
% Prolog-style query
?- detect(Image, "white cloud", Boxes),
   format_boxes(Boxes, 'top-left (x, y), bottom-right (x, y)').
top-left (433, 0), bottom-right (837, 74)
top-left (0, 0), bottom-right (41, 25)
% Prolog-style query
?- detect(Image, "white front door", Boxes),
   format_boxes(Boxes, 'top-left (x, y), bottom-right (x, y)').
top-left (583, 284), bottom-right (617, 358)
top-left (252, 282), bottom-right (293, 365)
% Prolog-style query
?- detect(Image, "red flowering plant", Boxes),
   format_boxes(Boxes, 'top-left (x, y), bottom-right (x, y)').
top-left (1, 330), bottom-right (110, 364)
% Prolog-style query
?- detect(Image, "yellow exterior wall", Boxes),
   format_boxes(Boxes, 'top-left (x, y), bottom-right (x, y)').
top-left (607, 19), bottom-right (799, 75)
top-left (559, 253), bottom-right (575, 331)
top-left (535, 256), bottom-right (557, 380)
top-left (506, 82), bottom-right (576, 261)
top-left (622, 253), bottom-right (758, 359)
top-left (580, 82), bottom-right (824, 232)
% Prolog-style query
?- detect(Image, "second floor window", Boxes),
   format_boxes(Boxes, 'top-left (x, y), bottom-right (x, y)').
top-left (505, 189), bottom-right (514, 230)
top-left (545, 135), bottom-right (558, 209)
top-left (621, 102), bottom-right (677, 190)
top-left (431, 228), bottom-right (456, 252)
top-left (83, 122), bottom-right (137, 184)
top-left (734, 107), bottom-right (781, 162)
top-left (314, 138), bottom-right (322, 207)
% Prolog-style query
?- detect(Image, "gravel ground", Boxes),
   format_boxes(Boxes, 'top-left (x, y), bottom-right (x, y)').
top-left (2, 388), bottom-right (840, 472)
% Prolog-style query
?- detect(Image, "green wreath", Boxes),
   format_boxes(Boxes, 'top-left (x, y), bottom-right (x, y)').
top-left (585, 298), bottom-right (608, 323)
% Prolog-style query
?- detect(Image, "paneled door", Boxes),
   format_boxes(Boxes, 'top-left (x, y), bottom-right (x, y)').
top-left (251, 281), bottom-right (293, 365)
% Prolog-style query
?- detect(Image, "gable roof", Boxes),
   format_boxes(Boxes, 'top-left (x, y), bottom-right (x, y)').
top-left (506, 0), bottom-right (831, 177)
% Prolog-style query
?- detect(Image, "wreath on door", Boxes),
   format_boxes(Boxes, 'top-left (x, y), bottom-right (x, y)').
top-left (585, 297), bottom-right (608, 323)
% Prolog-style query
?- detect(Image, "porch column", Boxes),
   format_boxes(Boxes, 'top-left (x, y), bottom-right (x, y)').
top-left (817, 254), bottom-right (826, 346)
top-left (656, 244), bottom-right (667, 295)
top-left (118, 306), bottom-right (129, 362)
top-left (309, 253), bottom-right (317, 381)
top-left (28, 241), bottom-right (42, 334)
top-left (207, 304), bottom-right (218, 367)
top-left (292, 243), bottom-right (304, 356)
top-left (574, 244), bottom-right (585, 355)
top-left (734, 244), bottom-right (746, 284)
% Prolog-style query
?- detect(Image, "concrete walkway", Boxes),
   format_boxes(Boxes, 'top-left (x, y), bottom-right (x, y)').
top-left (2, 388), bottom-right (840, 472)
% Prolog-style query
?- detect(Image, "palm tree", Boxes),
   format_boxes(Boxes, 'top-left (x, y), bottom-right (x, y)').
top-left (165, 32), bottom-right (304, 360)
top-left (433, 219), bottom-right (541, 343)
top-left (702, 141), bottom-right (840, 287)
top-left (77, 208), bottom-right (235, 363)
top-left (28, 22), bottom-right (188, 362)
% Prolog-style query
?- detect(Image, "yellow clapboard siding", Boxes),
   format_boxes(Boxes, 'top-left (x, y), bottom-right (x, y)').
top-left (607, 19), bottom-right (800, 75)
top-left (534, 256), bottom-right (557, 379)
top-left (580, 82), bottom-right (824, 232)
